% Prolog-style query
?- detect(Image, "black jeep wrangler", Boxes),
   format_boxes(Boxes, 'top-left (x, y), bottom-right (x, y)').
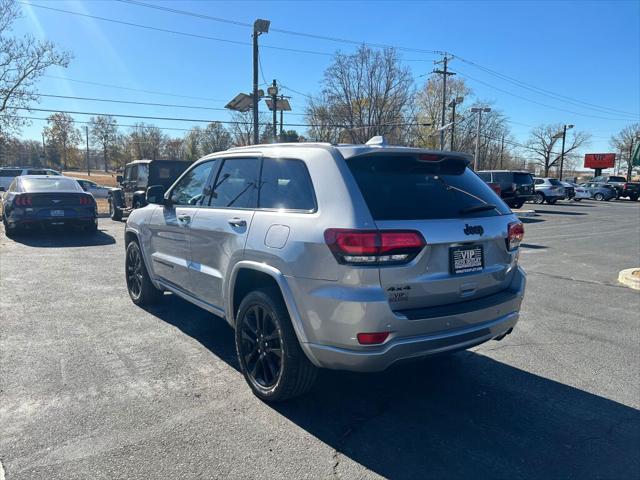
top-left (108, 159), bottom-right (191, 221)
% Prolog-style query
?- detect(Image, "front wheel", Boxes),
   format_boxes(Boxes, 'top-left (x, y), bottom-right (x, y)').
top-left (125, 240), bottom-right (163, 306)
top-left (235, 288), bottom-right (317, 402)
top-left (594, 193), bottom-right (604, 201)
top-left (109, 197), bottom-right (123, 221)
top-left (533, 192), bottom-right (545, 204)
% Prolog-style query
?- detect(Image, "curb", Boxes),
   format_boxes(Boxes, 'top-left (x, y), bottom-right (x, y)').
top-left (618, 268), bottom-right (640, 291)
top-left (513, 209), bottom-right (538, 218)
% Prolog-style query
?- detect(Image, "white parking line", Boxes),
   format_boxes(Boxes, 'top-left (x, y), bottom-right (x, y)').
top-left (0, 458), bottom-right (5, 480)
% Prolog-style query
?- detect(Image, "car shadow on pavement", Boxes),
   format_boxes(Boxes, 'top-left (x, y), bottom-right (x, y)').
top-left (5, 228), bottom-right (116, 247)
top-left (520, 217), bottom-right (545, 224)
top-left (147, 295), bottom-right (639, 480)
top-left (519, 243), bottom-right (548, 249)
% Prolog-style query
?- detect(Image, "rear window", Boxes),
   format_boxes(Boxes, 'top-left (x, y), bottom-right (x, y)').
top-left (346, 155), bottom-right (510, 220)
top-left (608, 176), bottom-right (626, 182)
top-left (492, 172), bottom-right (512, 183)
top-left (21, 177), bottom-right (83, 192)
top-left (0, 169), bottom-right (22, 177)
top-left (548, 179), bottom-right (563, 186)
top-left (514, 173), bottom-right (533, 184)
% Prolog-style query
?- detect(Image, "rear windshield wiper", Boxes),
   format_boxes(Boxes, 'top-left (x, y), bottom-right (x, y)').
top-left (459, 203), bottom-right (498, 215)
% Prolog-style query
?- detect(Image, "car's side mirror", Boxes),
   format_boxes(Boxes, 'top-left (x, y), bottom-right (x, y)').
top-left (146, 185), bottom-right (166, 205)
top-left (116, 175), bottom-right (124, 184)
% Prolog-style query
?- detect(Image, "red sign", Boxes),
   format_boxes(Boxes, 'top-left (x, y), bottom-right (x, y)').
top-left (584, 153), bottom-right (616, 169)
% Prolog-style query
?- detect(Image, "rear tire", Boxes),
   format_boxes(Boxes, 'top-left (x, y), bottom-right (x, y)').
top-left (125, 240), bottom-right (163, 306)
top-left (84, 221), bottom-right (98, 233)
top-left (109, 197), bottom-right (123, 221)
top-left (3, 214), bottom-right (18, 238)
top-left (594, 193), bottom-right (604, 201)
top-left (533, 192), bottom-right (545, 204)
top-left (630, 195), bottom-right (639, 201)
top-left (512, 200), bottom-right (525, 209)
top-left (235, 288), bottom-right (317, 402)
top-left (573, 198), bottom-right (582, 202)
top-left (547, 198), bottom-right (558, 205)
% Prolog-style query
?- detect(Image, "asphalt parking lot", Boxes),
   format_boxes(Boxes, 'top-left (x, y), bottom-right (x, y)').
top-left (1, 200), bottom-right (639, 479)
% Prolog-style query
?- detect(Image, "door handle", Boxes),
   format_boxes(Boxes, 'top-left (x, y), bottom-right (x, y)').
top-left (228, 217), bottom-right (246, 227)
top-left (177, 214), bottom-right (191, 224)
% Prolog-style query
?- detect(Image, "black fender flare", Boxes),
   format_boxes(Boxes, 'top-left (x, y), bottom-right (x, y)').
top-left (132, 190), bottom-right (148, 208)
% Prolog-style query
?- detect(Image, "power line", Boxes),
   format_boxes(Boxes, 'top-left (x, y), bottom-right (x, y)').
top-left (452, 69), bottom-right (638, 122)
top-left (10, 115), bottom-right (195, 132)
top-left (455, 56), bottom-right (640, 118)
top-left (22, 2), bottom-right (334, 57)
top-left (115, 0), bottom-right (445, 56)
top-left (34, 93), bottom-right (308, 116)
top-left (44, 74), bottom-right (226, 102)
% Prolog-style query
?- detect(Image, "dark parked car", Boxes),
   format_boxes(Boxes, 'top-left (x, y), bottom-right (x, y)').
top-left (108, 159), bottom-right (191, 221)
top-left (592, 175), bottom-right (640, 201)
top-left (1, 175), bottom-right (97, 236)
top-left (476, 170), bottom-right (535, 208)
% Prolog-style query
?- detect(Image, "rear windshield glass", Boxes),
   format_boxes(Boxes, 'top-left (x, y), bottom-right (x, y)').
top-left (608, 176), bottom-right (626, 182)
top-left (491, 172), bottom-right (512, 182)
top-left (21, 177), bottom-right (83, 192)
top-left (548, 179), bottom-right (563, 186)
top-left (0, 169), bottom-right (22, 177)
top-left (346, 155), bottom-right (510, 220)
top-left (514, 173), bottom-right (533, 184)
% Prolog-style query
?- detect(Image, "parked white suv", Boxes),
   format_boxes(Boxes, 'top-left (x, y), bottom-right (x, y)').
top-left (0, 167), bottom-right (61, 191)
top-left (124, 139), bottom-right (526, 401)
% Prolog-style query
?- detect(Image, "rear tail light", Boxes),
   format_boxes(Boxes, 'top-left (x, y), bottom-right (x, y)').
top-left (488, 183), bottom-right (501, 195)
top-left (14, 195), bottom-right (32, 206)
top-left (324, 229), bottom-right (426, 266)
top-left (357, 332), bottom-right (390, 345)
top-left (79, 195), bottom-right (94, 205)
top-left (507, 221), bottom-right (524, 251)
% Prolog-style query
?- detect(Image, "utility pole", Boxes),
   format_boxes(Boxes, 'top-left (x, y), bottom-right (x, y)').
top-left (448, 96), bottom-right (463, 151)
top-left (499, 134), bottom-right (505, 169)
top-left (269, 79), bottom-right (278, 141)
top-left (558, 124), bottom-right (573, 180)
top-left (628, 139), bottom-right (635, 181)
top-left (85, 126), bottom-right (90, 176)
top-left (41, 133), bottom-right (47, 167)
top-left (252, 19), bottom-right (270, 145)
top-left (280, 102), bottom-right (284, 138)
top-left (433, 54), bottom-right (455, 150)
top-left (471, 107), bottom-right (491, 170)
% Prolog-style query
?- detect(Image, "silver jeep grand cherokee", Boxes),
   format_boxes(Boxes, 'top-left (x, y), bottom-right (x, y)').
top-left (124, 138), bottom-right (526, 401)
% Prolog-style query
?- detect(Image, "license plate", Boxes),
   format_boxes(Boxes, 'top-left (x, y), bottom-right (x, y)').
top-left (450, 245), bottom-right (484, 274)
top-left (50, 209), bottom-right (64, 217)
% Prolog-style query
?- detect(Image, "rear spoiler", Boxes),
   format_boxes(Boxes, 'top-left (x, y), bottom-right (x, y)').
top-left (347, 151), bottom-right (471, 175)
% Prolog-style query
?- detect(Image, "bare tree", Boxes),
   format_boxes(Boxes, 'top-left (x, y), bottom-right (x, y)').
top-left (163, 138), bottom-right (184, 160)
top-left (306, 46), bottom-right (414, 144)
top-left (127, 123), bottom-right (167, 160)
top-left (89, 115), bottom-right (118, 172)
top-left (183, 122), bottom-right (232, 159)
top-left (610, 123), bottom-right (640, 180)
top-left (229, 112), bottom-right (268, 147)
top-left (43, 113), bottom-right (81, 170)
top-left (526, 124), bottom-right (591, 176)
top-left (0, 0), bottom-right (71, 137)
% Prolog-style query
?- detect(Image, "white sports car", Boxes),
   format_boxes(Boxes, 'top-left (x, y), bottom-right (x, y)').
top-left (563, 181), bottom-right (590, 201)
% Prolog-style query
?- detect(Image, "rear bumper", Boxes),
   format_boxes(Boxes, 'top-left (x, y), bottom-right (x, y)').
top-left (297, 266), bottom-right (526, 372)
top-left (307, 312), bottom-right (519, 372)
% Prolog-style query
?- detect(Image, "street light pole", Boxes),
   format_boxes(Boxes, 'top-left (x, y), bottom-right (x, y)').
top-left (471, 107), bottom-right (491, 170)
top-left (252, 19), bottom-right (270, 145)
top-left (558, 124), bottom-right (574, 180)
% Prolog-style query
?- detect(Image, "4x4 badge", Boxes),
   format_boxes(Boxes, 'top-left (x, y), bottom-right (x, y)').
top-left (464, 224), bottom-right (484, 235)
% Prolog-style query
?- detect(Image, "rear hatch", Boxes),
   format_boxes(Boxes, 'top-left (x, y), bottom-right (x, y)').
top-left (345, 153), bottom-right (517, 311)
top-left (26, 193), bottom-right (95, 219)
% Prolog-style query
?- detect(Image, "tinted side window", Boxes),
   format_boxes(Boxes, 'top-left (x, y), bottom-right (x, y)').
top-left (259, 159), bottom-right (316, 211)
top-left (492, 172), bottom-right (511, 183)
top-left (171, 160), bottom-right (217, 206)
top-left (477, 172), bottom-right (492, 182)
top-left (0, 169), bottom-right (22, 177)
top-left (534, 179), bottom-right (544, 185)
top-left (138, 165), bottom-right (149, 189)
top-left (210, 158), bottom-right (260, 209)
top-left (27, 169), bottom-right (47, 175)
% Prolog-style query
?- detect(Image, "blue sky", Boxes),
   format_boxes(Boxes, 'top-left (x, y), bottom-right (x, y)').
top-left (14, 0), bottom-right (640, 155)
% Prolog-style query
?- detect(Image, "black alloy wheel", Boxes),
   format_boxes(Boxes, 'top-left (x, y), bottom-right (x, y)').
top-left (240, 304), bottom-right (283, 389)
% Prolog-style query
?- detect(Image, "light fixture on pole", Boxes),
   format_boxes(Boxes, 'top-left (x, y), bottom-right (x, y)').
top-left (265, 95), bottom-right (292, 140)
top-left (252, 19), bottom-right (270, 145)
top-left (448, 96), bottom-right (464, 151)
top-left (558, 124), bottom-right (574, 180)
top-left (471, 107), bottom-right (491, 170)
